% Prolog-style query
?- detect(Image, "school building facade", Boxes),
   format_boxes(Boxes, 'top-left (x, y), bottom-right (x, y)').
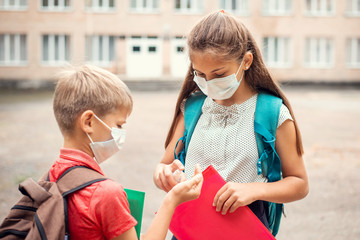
top-left (0, 0), bottom-right (360, 86)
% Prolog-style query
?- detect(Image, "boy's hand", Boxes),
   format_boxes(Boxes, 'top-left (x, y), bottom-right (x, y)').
top-left (170, 164), bottom-right (203, 206)
top-left (155, 160), bottom-right (186, 192)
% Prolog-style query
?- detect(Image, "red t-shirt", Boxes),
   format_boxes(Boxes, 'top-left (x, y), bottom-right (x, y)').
top-left (49, 148), bottom-right (137, 240)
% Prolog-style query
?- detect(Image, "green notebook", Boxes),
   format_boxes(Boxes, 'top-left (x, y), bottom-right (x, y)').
top-left (124, 188), bottom-right (145, 239)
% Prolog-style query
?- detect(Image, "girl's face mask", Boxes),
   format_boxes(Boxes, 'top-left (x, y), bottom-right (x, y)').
top-left (86, 114), bottom-right (126, 164)
top-left (193, 59), bottom-right (245, 100)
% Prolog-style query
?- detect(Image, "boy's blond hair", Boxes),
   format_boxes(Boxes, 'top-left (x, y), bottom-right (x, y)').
top-left (53, 64), bottom-right (133, 134)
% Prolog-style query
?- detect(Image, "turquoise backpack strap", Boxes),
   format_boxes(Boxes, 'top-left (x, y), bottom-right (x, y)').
top-left (254, 92), bottom-right (283, 236)
top-left (174, 92), bottom-right (206, 165)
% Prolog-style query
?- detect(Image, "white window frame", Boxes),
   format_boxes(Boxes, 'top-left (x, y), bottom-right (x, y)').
top-left (85, 35), bottom-right (115, 67)
top-left (40, 0), bottom-right (71, 12)
top-left (304, 37), bottom-right (334, 68)
top-left (304, 0), bottom-right (335, 16)
top-left (262, 0), bottom-right (292, 16)
top-left (129, 0), bottom-right (160, 13)
top-left (263, 37), bottom-right (292, 68)
top-left (346, 0), bottom-right (360, 17)
top-left (0, 34), bottom-right (27, 66)
top-left (346, 38), bottom-right (360, 68)
top-left (0, 0), bottom-right (27, 11)
top-left (174, 0), bottom-right (203, 14)
top-left (41, 34), bottom-right (70, 66)
top-left (85, 0), bottom-right (116, 12)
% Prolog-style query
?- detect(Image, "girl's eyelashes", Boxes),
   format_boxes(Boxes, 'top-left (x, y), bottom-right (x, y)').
top-left (194, 71), bottom-right (205, 77)
top-left (195, 71), bottom-right (225, 78)
top-left (215, 73), bottom-right (225, 77)
top-left (198, 73), bottom-right (206, 77)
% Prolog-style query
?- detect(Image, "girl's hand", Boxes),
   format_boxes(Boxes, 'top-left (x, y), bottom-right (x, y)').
top-left (213, 182), bottom-right (263, 215)
top-left (154, 160), bottom-right (186, 192)
top-left (170, 164), bottom-right (203, 206)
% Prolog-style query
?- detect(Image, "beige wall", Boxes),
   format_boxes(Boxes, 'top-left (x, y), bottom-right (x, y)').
top-left (0, 0), bottom-right (359, 84)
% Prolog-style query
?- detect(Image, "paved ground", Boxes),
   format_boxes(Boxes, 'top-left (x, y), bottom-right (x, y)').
top-left (0, 86), bottom-right (359, 239)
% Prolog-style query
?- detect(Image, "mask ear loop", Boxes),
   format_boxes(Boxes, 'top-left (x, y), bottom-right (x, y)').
top-left (235, 59), bottom-right (246, 82)
top-left (86, 114), bottom-right (111, 145)
top-left (94, 114), bottom-right (112, 131)
top-left (86, 133), bottom-right (94, 144)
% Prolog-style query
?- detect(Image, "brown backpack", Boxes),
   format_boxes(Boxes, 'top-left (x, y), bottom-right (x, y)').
top-left (0, 166), bottom-right (106, 240)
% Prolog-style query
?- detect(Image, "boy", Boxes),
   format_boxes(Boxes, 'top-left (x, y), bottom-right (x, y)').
top-left (51, 65), bottom-right (203, 240)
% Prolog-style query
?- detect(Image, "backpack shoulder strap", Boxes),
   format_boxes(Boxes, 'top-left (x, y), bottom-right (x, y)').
top-left (254, 92), bottom-right (282, 144)
top-left (254, 92), bottom-right (282, 180)
top-left (183, 92), bottom-right (207, 153)
top-left (174, 92), bottom-right (206, 165)
top-left (52, 166), bottom-right (107, 239)
top-left (254, 92), bottom-right (283, 237)
top-left (55, 166), bottom-right (107, 197)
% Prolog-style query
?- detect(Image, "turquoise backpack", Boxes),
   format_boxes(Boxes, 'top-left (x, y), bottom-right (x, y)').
top-left (174, 91), bottom-right (283, 236)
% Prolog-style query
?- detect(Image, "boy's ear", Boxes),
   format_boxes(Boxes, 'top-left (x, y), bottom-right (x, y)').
top-left (79, 110), bottom-right (95, 134)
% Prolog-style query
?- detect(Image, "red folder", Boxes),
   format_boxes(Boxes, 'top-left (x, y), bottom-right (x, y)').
top-left (169, 165), bottom-right (276, 240)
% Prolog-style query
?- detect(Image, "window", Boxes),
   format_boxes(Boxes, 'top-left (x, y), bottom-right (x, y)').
top-left (130, 0), bottom-right (159, 13)
top-left (148, 46), bottom-right (157, 52)
top-left (346, 38), bottom-right (360, 68)
top-left (42, 34), bottom-right (70, 65)
top-left (132, 46), bottom-right (141, 52)
top-left (219, 0), bottom-right (249, 15)
top-left (305, 0), bottom-right (335, 16)
top-left (263, 37), bottom-right (292, 67)
top-left (346, 0), bottom-right (360, 16)
top-left (0, 34), bottom-right (27, 65)
top-left (262, 0), bottom-right (292, 15)
top-left (0, 0), bottom-right (27, 10)
top-left (174, 0), bottom-right (203, 14)
top-left (40, 0), bottom-right (71, 11)
top-left (177, 46), bottom-right (184, 52)
top-left (85, 0), bottom-right (115, 12)
top-left (304, 37), bottom-right (334, 68)
top-left (86, 35), bottom-right (115, 66)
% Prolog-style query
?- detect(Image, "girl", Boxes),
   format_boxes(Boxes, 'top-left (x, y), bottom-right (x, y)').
top-left (153, 11), bottom-right (309, 236)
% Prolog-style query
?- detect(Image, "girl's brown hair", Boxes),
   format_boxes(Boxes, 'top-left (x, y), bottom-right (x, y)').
top-left (165, 11), bottom-right (303, 156)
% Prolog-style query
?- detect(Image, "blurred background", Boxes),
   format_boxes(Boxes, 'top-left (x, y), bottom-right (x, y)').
top-left (1, 0), bottom-right (360, 239)
top-left (0, 0), bottom-right (359, 87)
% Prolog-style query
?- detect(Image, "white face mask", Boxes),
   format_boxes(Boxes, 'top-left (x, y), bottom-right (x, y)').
top-left (193, 60), bottom-right (245, 100)
top-left (86, 115), bottom-right (126, 164)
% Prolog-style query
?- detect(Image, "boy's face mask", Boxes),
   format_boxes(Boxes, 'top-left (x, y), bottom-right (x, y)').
top-left (86, 114), bottom-right (126, 164)
top-left (193, 59), bottom-right (244, 100)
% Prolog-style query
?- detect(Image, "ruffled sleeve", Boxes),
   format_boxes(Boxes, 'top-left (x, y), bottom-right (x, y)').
top-left (277, 104), bottom-right (293, 128)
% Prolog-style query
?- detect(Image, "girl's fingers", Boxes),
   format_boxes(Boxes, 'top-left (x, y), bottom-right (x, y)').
top-left (213, 185), bottom-right (232, 212)
top-left (213, 184), bottom-right (227, 207)
top-left (160, 167), bottom-right (174, 192)
top-left (171, 159), bottom-right (185, 172)
top-left (164, 165), bottom-right (178, 187)
top-left (179, 171), bottom-right (187, 182)
top-left (158, 172), bottom-right (170, 192)
top-left (221, 195), bottom-right (236, 215)
top-left (229, 200), bottom-right (242, 213)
